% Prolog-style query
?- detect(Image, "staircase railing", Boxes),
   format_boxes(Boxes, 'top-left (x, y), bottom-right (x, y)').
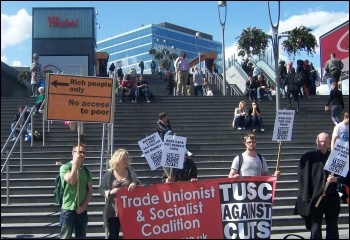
top-left (205, 67), bottom-right (241, 96)
top-left (1, 105), bottom-right (36, 205)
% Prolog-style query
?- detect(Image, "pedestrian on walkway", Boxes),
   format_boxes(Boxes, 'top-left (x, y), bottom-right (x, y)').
top-left (325, 82), bottom-right (344, 125)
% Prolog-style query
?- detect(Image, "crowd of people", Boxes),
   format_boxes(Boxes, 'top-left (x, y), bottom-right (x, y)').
top-left (57, 108), bottom-right (348, 238)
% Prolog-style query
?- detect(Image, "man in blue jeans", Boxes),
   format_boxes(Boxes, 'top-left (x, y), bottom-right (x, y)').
top-left (60, 143), bottom-right (93, 239)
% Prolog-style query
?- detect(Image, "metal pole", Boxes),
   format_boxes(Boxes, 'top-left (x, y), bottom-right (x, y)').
top-left (20, 129), bottom-right (23, 173)
top-left (6, 163), bottom-right (9, 205)
top-left (268, 1), bottom-right (281, 110)
top-left (218, 1), bottom-right (227, 96)
top-left (222, 26), bottom-right (226, 96)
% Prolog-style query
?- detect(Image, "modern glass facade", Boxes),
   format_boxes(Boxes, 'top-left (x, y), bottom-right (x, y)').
top-left (96, 22), bottom-right (222, 74)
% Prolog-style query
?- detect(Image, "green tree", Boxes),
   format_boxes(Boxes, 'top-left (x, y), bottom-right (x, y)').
top-left (236, 25), bottom-right (318, 58)
top-left (236, 27), bottom-right (269, 58)
top-left (281, 26), bottom-right (318, 57)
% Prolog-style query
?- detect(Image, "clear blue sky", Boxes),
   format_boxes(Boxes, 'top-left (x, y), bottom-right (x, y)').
top-left (1, 1), bottom-right (349, 72)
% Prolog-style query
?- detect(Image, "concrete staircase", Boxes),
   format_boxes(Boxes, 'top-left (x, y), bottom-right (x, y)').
top-left (1, 77), bottom-right (349, 238)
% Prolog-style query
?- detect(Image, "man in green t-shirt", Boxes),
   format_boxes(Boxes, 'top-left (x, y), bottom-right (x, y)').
top-left (59, 143), bottom-right (93, 239)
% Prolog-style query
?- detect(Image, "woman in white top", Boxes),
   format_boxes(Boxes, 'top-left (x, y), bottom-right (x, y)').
top-left (233, 101), bottom-right (249, 130)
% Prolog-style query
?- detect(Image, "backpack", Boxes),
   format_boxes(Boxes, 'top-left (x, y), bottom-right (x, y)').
top-left (295, 71), bottom-right (306, 87)
top-left (237, 153), bottom-right (263, 173)
top-left (54, 162), bottom-right (89, 206)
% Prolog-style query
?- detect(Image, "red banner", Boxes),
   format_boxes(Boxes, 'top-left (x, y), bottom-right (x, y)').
top-left (116, 177), bottom-right (276, 239)
top-left (320, 23), bottom-right (349, 70)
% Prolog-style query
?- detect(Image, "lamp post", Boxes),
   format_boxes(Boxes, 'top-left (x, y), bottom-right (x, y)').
top-left (268, 1), bottom-right (281, 110)
top-left (218, 1), bottom-right (227, 96)
top-left (171, 46), bottom-right (176, 71)
top-left (195, 32), bottom-right (202, 73)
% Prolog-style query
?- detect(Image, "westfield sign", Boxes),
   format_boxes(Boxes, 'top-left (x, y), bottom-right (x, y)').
top-left (47, 16), bottom-right (78, 27)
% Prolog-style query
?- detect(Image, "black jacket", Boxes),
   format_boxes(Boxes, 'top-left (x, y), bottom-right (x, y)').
top-left (162, 157), bottom-right (197, 182)
top-left (326, 89), bottom-right (344, 109)
top-left (283, 72), bottom-right (299, 91)
top-left (294, 150), bottom-right (339, 217)
top-left (14, 112), bottom-right (30, 125)
top-left (156, 119), bottom-right (172, 140)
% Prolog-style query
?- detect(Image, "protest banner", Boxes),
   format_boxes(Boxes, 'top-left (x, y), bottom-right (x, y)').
top-left (324, 139), bottom-right (349, 177)
top-left (116, 176), bottom-right (276, 239)
top-left (272, 110), bottom-right (295, 142)
top-left (160, 135), bottom-right (186, 169)
top-left (138, 133), bottom-right (164, 170)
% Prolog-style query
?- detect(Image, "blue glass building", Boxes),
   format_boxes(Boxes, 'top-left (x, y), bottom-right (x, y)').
top-left (96, 22), bottom-right (222, 74)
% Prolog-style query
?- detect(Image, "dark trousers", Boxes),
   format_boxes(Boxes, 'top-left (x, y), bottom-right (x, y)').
top-left (60, 210), bottom-right (88, 239)
top-left (287, 90), bottom-right (299, 110)
top-left (194, 85), bottom-right (203, 96)
top-left (108, 217), bottom-right (121, 239)
top-left (310, 194), bottom-right (340, 239)
top-left (331, 70), bottom-right (341, 83)
top-left (121, 87), bottom-right (135, 101)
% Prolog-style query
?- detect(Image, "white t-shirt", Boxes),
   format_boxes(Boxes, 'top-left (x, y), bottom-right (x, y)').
top-left (332, 122), bottom-right (349, 143)
top-left (231, 152), bottom-right (269, 176)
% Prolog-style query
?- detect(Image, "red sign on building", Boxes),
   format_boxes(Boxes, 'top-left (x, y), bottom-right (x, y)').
top-left (116, 176), bottom-right (277, 239)
top-left (47, 16), bottom-right (78, 27)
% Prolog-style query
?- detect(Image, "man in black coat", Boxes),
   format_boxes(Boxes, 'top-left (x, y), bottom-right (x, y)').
top-left (294, 132), bottom-right (342, 239)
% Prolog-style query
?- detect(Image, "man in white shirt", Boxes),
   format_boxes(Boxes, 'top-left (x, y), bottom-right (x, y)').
top-left (174, 52), bottom-right (190, 96)
top-left (228, 133), bottom-right (280, 177)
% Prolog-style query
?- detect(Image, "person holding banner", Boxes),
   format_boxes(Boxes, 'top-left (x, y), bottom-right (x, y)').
top-left (228, 133), bottom-right (280, 178)
top-left (294, 132), bottom-right (342, 239)
top-left (156, 112), bottom-right (193, 156)
top-left (162, 151), bottom-right (198, 183)
top-left (98, 149), bottom-right (141, 239)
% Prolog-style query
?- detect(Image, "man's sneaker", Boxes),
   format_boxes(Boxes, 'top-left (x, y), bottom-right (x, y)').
top-left (242, 127), bottom-right (245, 130)
top-left (260, 128), bottom-right (265, 133)
top-left (146, 98), bottom-right (150, 103)
top-left (131, 100), bottom-right (135, 103)
top-left (187, 151), bottom-right (193, 157)
top-left (237, 127), bottom-right (242, 130)
top-left (141, 154), bottom-right (145, 157)
top-left (38, 109), bottom-right (44, 113)
top-left (253, 129), bottom-right (256, 133)
top-left (10, 137), bottom-right (17, 142)
top-left (119, 99), bottom-right (124, 102)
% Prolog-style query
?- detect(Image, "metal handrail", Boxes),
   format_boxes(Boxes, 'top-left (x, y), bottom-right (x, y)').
top-left (1, 105), bottom-right (35, 205)
top-left (1, 106), bottom-right (30, 156)
top-left (207, 67), bottom-right (241, 96)
top-left (1, 106), bottom-right (35, 174)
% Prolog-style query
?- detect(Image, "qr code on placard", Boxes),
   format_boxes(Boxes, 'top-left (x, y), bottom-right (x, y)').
top-left (165, 153), bottom-right (180, 167)
top-left (150, 150), bottom-right (162, 168)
